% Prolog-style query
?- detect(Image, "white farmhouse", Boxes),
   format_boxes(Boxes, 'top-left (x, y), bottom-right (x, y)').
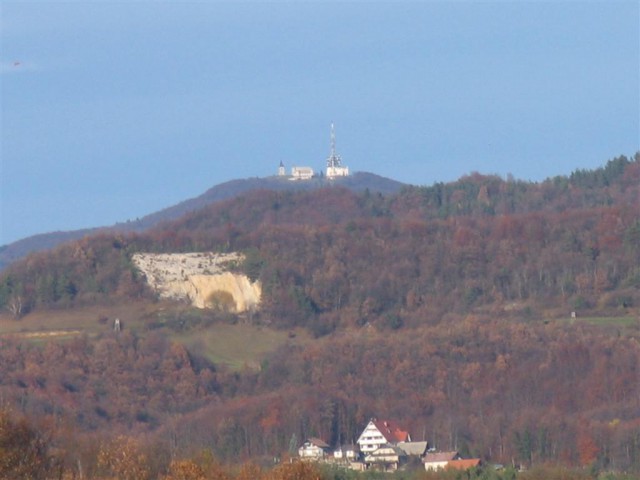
top-left (357, 419), bottom-right (411, 454)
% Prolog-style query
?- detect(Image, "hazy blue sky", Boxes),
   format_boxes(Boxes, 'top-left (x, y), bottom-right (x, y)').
top-left (1, 1), bottom-right (638, 246)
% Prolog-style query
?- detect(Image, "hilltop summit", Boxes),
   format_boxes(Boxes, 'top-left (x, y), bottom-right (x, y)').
top-left (0, 171), bottom-right (405, 270)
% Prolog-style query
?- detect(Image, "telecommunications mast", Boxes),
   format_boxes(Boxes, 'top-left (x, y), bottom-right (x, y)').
top-left (326, 123), bottom-right (349, 178)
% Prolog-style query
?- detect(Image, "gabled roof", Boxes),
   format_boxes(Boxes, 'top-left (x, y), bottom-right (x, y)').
top-left (398, 441), bottom-right (428, 456)
top-left (366, 445), bottom-right (407, 457)
top-left (424, 451), bottom-right (460, 463)
top-left (446, 458), bottom-right (482, 470)
top-left (304, 437), bottom-right (329, 449)
top-left (372, 419), bottom-right (411, 443)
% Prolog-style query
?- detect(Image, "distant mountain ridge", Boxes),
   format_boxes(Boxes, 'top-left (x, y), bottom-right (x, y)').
top-left (0, 172), bottom-right (406, 270)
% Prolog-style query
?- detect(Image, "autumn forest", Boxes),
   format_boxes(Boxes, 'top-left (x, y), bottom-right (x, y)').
top-left (0, 154), bottom-right (639, 479)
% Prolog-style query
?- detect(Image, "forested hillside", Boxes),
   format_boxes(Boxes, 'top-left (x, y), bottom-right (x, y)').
top-left (2, 154), bottom-right (638, 326)
top-left (0, 154), bottom-right (638, 478)
top-left (1, 318), bottom-right (639, 477)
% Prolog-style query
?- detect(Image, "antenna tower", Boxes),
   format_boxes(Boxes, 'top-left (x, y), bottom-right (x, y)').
top-left (327, 123), bottom-right (342, 168)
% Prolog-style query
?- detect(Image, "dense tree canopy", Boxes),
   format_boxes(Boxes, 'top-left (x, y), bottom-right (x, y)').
top-left (0, 154), bottom-right (638, 477)
top-left (1, 154), bottom-right (638, 327)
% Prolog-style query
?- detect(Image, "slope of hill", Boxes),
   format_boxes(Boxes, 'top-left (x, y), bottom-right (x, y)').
top-left (0, 154), bottom-right (639, 476)
top-left (0, 229), bottom-right (100, 271)
top-left (0, 172), bottom-right (406, 271)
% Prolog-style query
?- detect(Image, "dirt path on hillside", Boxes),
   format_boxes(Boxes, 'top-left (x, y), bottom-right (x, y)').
top-left (1, 330), bottom-right (83, 339)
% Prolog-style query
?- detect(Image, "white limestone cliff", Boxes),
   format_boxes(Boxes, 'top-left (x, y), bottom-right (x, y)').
top-left (132, 252), bottom-right (261, 312)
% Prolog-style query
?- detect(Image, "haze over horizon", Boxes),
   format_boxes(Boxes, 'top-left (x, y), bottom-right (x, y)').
top-left (1, 2), bottom-right (638, 246)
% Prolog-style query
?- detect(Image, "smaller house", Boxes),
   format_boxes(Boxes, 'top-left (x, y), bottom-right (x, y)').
top-left (423, 451), bottom-right (461, 471)
top-left (298, 438), bottom-right (330, 460)
top-left (364, 445), bottom-right (407, 472)
top-left (333, 444), bottom-right (360, 462)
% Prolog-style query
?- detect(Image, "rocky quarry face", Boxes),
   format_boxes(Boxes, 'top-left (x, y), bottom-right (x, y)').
top-left (132, 252), bottom-right (261, 312)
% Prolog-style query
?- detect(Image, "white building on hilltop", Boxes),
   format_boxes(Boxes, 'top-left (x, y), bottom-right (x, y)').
top-left (276, 162), bottom-right (314, 180)
top-left (291, 166), bottom-right (314, 180)
top-left (276, 124), bottom-right (349, 180)
top-left (326, 123), bottom-right (349, 179)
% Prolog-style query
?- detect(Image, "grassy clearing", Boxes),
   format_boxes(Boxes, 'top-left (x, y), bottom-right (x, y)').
top-left (0, 301), bottom-right (311, 370)
top-left (554, 314), bottom-right (639, 331)
top-left (578, 316), bottom-right (637, 327)
top-left (0, 302), bottom-right (157, 337)
top-left (174, 323), bottom-right (310, 370)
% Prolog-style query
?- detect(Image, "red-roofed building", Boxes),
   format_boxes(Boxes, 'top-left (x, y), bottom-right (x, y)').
top-left (357, 419), bottom-right (411, 454)
top-left (446, 458), bottom-right (482, 471)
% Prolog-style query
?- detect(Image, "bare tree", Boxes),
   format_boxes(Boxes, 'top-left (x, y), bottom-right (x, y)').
top-left (7, 294), bottom-right (23, 319)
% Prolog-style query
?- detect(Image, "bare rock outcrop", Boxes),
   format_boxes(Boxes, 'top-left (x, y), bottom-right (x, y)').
top-left (132, 252), bottom-right (261, 312)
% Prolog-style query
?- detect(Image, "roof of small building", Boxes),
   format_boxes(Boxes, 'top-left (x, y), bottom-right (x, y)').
top-left (423, 451), bottom-right (460, 463)
top-left (398, 441), bottom-right (428, 456)
top-left (446, 458), bottom-right (482, 470)
top-left (366, 445), bottom-right (407, 458)
top-left (303, 437), bottom-right (329, 449)
top-left (372, 419), bottom-right (411, 443)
